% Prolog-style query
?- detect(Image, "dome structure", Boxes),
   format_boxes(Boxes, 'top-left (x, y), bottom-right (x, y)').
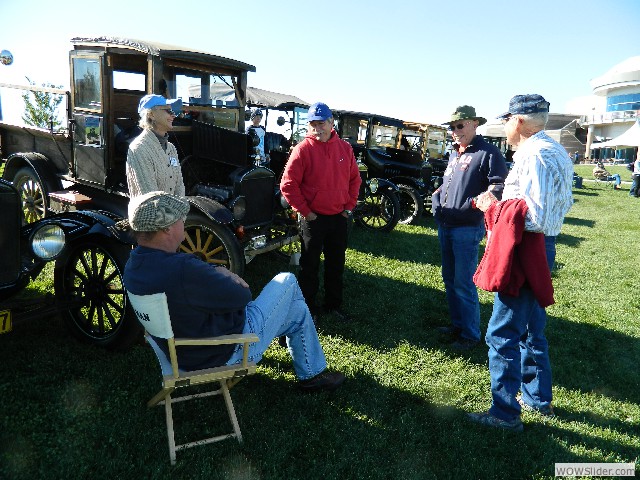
top-left (590, 56), bottom-right (640, 96)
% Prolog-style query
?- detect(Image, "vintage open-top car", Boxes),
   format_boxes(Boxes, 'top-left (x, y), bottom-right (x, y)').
top-left (333, 110), bottom-right (430, 224)
top-left (0, 37), bottom-right (305, 349)
top-left (0, 36), bottom-right (299, 277)
top-left (0, 177), bottom-right (139, 349)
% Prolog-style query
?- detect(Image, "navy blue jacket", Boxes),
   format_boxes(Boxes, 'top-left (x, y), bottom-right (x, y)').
top-left (124, 246), bottom-right (250, 371)
top-left (432, 134), bottom-right (508, 227)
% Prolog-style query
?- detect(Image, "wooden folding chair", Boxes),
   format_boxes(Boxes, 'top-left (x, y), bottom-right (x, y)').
top-left (127, 291), bottom-right (259, 465)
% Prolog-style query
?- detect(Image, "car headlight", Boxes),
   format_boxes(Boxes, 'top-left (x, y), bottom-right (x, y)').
top-left (229, 196), bottom-right (246, 222)
top-left (31, 223), bottom-right (66, 260)
top-left (369, 178), bottom-right (379, 194)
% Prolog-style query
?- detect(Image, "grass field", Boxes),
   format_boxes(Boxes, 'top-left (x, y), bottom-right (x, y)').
top-left (1, 176), bottom-right (639, 479)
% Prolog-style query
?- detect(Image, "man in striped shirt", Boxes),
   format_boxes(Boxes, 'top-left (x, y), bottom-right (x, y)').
top-left (468, 94), bottom-right (574, 431)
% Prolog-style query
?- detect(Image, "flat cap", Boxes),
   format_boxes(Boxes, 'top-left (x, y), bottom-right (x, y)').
top-left (128, 191), bottom-right (190, 232)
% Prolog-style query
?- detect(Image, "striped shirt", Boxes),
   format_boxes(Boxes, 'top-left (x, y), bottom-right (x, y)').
top-left (502, 131), bottom-right (573, 236)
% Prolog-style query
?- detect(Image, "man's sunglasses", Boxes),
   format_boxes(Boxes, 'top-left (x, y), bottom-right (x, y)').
top-left (449, 123), bottom-right (467, 131)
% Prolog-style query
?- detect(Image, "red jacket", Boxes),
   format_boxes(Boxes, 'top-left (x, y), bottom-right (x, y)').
top-left (473, 199), bottom-right (554, 307)
top-left (280, 130), bottom-right (361, 217)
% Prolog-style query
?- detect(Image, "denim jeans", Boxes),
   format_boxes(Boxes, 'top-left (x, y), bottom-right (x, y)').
top-left (486, 236), bottom-right (556, 421)
top-left (438, 224), bottom-right (485, 341)
top-left (225, 272), bottom-right (327, 380)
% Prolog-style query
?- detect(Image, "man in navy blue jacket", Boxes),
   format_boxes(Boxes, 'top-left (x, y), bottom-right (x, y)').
top-left (123, 191), bottom-right (344, 392)
top-left (431, 105), bottom-right (508, 350)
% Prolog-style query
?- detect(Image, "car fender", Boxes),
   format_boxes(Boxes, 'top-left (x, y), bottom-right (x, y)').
top-left (186, 195), bottom-right (234, 225)
top-left (388, 176), bottom-right (427, 197)
top-left (374, 178), bottom-right (400, 193)
top-left (3, 152), bottom-right (63, 193)
top-left (24, 209), bottom-right (135, 251)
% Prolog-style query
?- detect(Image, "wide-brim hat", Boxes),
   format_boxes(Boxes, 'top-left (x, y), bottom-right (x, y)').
top-left (128, 191), bottom-right (190, 232)
top-left (443, 105), bottom-right (486, 126)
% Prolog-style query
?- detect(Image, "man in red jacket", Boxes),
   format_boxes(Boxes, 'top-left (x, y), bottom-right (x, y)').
top-left (280, 102), bottom-right (361, 321)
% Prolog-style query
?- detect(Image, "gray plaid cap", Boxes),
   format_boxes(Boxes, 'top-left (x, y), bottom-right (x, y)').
top-left (128, 191), bottom-right (190, 231)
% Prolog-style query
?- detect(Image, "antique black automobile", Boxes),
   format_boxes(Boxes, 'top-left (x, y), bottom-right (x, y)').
top-left (402, 121), bottom-right (448, 212)
top-left (239, 90), bottom-right (402, 238)
top-left (0, 37), bottom-right (298, 277)
top-left (352, 159), bottom-right (400, 232)
top-left (334, 110), bottom-right (428, 225)
top-left (0, 178), bottom-right (140, 349)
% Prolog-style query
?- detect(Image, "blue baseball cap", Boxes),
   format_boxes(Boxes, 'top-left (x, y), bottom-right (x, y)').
top-left (138, 94), bottom-right (182, 115)
top-left (307, 102), bottom-right (332, 121)
top-left (497, 94), bottom-right (550, 119)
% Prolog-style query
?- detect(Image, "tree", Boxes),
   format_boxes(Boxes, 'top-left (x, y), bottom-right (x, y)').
top-left (21, 77), bottom-right (64, 130)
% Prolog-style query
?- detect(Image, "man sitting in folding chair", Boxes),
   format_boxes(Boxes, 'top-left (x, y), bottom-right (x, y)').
top-left (123, 191), bottom-right (345, 392)
top-left (592, 161), bottom-right (622, 189)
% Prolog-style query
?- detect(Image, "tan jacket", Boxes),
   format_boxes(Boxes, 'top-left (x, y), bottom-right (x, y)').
top-left (126, 129), bottom-right (185, 198)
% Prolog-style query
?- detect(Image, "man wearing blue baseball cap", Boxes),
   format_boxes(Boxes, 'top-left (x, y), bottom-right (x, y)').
top-left (468, 94), bottom-right (574, 431)
top-left (280, 102), bottom-right (361, 322)
top-left (126, 94), bottom-right (185, 198)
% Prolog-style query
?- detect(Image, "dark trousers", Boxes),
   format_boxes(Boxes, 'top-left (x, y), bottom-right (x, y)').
top-left (630, 174), bottom-right (640, 197)
top-left (298, 214), bottom-right (349, 310)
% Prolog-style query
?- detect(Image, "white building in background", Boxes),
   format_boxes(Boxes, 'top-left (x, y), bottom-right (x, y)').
top-left (581, 56), bottom-right (640, 162)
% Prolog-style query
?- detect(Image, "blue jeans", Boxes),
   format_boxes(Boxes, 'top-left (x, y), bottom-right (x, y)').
top-left (607, 174), bottom-right (621, 187)
top-left (486, 236), bottom-right (556, 421)
top-left (437, 224), bottom-right (485, 341)
top-left (226, 272), bottom-right (327, 380)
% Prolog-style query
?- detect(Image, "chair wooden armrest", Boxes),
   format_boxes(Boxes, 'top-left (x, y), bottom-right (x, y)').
top-left (174, 333), bottom-right (259, 346)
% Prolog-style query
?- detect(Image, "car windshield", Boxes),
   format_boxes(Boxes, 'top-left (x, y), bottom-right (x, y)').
top-left (368, 123), bottom-right (400, 150)
top-left (168, 70), bottom-right (243, 130)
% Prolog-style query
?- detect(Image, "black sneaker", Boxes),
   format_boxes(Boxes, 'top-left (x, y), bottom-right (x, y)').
top-left (327, 308), bottom-right (353, 322)
top-left (450, 337), bottom-right (479, 351)
top-left (435, 325), bottom-right (460, 335)
top-left (309, 305), bottom-right (325, 323)
top-left (299, 371), bottom-right (345, 392)
top-left (467, 411), bottom-right (524, 432)
top-left (517, 395), bottom-right (555, 417)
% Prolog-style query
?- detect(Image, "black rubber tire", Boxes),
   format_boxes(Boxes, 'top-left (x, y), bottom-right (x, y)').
top-left (355, 188), bottom-right (400, 232)
top-left (54, 238), bottom-right (142, 350)
top-left (12, 166), bottom-right (48, 224)
top-left (397, 184), bottom-right (424, 225)
top-left (181, 214), bottom-right (245, 276)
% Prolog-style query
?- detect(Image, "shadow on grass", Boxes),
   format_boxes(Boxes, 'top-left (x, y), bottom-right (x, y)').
top-left (1, 297), bottom-right (637, 479)
top-left (549, 314), bottom-right (640, 405)
top-left (572, 189), bottom-right (599, 197)
top-left (347, 216), bottom-right (443, 267)
top-left (562, 216), bottom-right (596, 228)
top-left (556, 232), bottom-right (587, 248)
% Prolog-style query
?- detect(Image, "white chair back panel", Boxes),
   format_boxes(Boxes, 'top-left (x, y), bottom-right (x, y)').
top-left (146, 335), bottom-right (177, 376)
top-left (127, 292), bottom-right (174, 339)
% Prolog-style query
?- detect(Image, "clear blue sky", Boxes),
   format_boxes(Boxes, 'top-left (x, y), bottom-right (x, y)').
top-left (1, 0), bottom-right (638, 124)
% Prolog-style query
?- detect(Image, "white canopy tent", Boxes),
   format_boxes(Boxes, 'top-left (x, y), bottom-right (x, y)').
top-left (590, 119), bottom-right (640, 148)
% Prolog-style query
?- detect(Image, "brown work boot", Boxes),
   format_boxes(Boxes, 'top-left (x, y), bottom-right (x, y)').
top-left (299, 370), bottom-right (345, 392)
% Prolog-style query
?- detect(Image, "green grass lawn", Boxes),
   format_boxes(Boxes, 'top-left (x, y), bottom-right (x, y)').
top-left (1, 181), bottom-right (639, 479)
